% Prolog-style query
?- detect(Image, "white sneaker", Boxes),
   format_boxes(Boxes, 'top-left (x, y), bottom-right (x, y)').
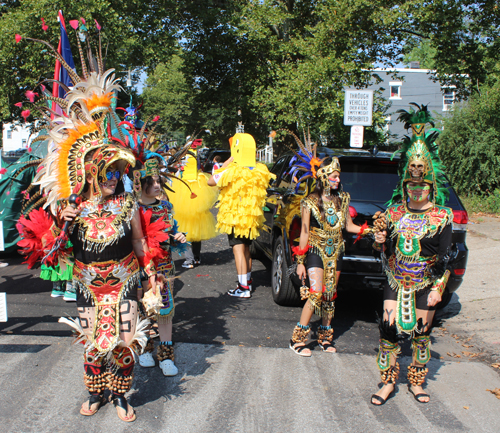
top-left (139, 352), bottom-right (155, 367)
top-left (227, 284), bottom-right (251, 298)
top-left (182, 260), bottom-right (194, 269)
top-left (159, 359), bottom-right (178, 376)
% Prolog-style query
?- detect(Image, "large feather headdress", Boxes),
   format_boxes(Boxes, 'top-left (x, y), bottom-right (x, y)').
top-left (388, 103), bottom-right (449, 206)
top-left (15, 21), bottom-right (137, 211)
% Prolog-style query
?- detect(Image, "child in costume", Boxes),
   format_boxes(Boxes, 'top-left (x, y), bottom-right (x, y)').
top-left (208, 133), bottom-right (275, 298)
top-left (370, 105), bottom-right (453, 406)
top-left (168, 139), bottom-right (218, 268)
top-left (133, 157), bottom-right (187, 376)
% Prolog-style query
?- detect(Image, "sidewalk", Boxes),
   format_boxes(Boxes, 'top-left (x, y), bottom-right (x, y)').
top-left (438, 216), bottom-right (500, 364)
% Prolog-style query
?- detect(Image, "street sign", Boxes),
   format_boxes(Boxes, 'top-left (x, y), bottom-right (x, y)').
top-left (350, 125), bottom-right (364, 148)
top-left (344, 89), bottom-right (373, 126)
top-left (0, 293), bottom-right (7, 322)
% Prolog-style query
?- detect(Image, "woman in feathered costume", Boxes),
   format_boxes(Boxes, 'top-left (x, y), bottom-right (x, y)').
top-left (168, 138), bottom-right (218, 268)
top-left (15, 22), bottom-right (159, 422)
top-left (208, 133), bottom-right (275, 298)
top-left (370, 104), bottom-right (453, 406)
top-left (283, 130), bottom-right (367, 357)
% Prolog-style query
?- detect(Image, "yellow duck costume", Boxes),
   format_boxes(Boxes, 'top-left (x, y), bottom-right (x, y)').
top-left (214, 133), bottom-right (275, 240)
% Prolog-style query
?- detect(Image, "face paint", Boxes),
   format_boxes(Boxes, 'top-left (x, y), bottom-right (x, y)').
top-left (328, 172), bottom-right (340, 190)
top-left (406, 183), bottom-right (431, 202)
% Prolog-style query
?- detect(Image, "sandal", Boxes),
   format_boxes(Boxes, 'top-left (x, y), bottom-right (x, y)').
top-left (318, 340), bottom-right (337, 353)
top-left (371, 384), bottom-right (395, 406)
top-left (112, 395), bottom-right (137, 422)
top-left (409, 385), bottom-right (430, 404)
top-left (80, 394), bottom-right (104, 416)
top-left (289, 340), bottom-right (312, 357)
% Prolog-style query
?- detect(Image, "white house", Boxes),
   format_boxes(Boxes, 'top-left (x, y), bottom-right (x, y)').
top-left (2, 122), bottom-right (33, 152)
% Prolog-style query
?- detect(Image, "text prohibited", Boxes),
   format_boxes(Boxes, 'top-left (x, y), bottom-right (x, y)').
top-left (344, 90), bottom-right (373, 126)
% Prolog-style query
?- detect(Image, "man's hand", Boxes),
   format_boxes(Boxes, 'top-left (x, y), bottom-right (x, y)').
top-left (173, 232), bottom-right (187, 243)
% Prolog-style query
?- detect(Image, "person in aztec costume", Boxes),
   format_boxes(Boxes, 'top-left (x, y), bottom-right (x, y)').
top-left (168, 138), bottom-right (218, 269)
top-left (284, 130), bottom-right (368, 356)
top-left (129, 152), bottom-right (188, 376)
top-left (208, 133), bottom-right (275, 298)
top-left (14, 21), bottom-right (174, 422)
top-left (370, 104), bottom-right (453, 405)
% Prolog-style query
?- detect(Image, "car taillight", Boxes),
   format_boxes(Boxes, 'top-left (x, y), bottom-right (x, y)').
top-left (349, 206), bottom-right (357, 218)
top-left (289, 218), bottom-right (302, 246)
top-left (454, 268), bottom-right (465, 276)
top-left (453, 210), bottom-right (468, 225)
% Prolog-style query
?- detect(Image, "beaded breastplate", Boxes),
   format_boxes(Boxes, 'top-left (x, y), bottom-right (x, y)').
top-left (301, 192), bottom-right (350, 298)
top-left (385, 203), bottom-right (453, 333)
top-left (73, 193), bottom-right (137, 254)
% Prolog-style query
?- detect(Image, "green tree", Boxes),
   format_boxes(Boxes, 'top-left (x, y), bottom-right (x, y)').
top-left (0, 0), bottom-right (179, 121)
top-left (141, 53), bottom-right (194, 140)
top-left (438, 81), bottom-right (500, 196)
top-left (403, 39), bottom-right (437, 69)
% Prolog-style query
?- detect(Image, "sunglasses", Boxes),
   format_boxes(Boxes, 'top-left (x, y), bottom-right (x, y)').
top-left (105, 170), bottom-right (121, 180)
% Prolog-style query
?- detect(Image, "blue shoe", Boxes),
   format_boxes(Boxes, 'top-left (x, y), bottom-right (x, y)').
top-left (63, 283), bottom-right (77, 302)
top-left (51, 288), bottom-right (64, 298)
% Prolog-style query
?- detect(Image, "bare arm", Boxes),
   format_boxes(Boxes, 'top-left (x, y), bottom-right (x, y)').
top-left (130, 209), bottom-right (158, 293)
top-left (207, 156), bottom-right (234, 186)
top-left (345, 211), bottom-right (361, 234)
top-left (296, 205), bottom-right (311, 281)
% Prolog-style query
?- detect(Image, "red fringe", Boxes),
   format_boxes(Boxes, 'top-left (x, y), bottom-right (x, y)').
top-left (291, 244), bottom-right (310, 257)
top-left (353, 221), bottom-right (369, 244)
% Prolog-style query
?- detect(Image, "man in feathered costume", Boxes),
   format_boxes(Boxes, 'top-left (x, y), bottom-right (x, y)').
top-left (370, 104), bottom-right (453, 406)
top-left (15, 20), bottom-right (163, 422)
top-left (208, 133), bottom-right (275, 298)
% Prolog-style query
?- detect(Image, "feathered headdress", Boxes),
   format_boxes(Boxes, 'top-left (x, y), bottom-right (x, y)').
top-left (278, 129), bottom-right (340, 193)
top-left (388, 103), bottom-right (449, 206)
top-left (16, 20), bottom-right (136, 211)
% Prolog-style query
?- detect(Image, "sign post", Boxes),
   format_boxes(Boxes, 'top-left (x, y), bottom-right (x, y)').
top-left (344, 89), bottom-right (373, 148)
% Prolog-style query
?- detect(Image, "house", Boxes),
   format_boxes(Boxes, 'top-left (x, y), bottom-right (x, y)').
top-left (369, 64), bottom-right (457, 140)
top-left (2, 122), bottom-right (33, 153)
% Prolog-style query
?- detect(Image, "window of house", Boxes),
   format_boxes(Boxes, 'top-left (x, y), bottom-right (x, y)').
top-left (389, 82), bottom-right (402, 99)
top-left (443, 87), bottom-right (456, 111)
top-left (7, 130), bottom-right (12, 139)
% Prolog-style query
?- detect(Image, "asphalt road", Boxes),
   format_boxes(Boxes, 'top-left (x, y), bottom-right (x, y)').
top-left (1, 232), bottom-right (500, 432)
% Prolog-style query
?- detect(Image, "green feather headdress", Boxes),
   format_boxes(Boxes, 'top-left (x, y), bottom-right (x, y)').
top-left (388, 103), bottom-right (449, 206)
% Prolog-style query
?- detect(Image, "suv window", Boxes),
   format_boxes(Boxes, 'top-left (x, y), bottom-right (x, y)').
top-left (341, 160), bottom-right (400, 203)
top-left (270, 156), bottom-right (288, 185)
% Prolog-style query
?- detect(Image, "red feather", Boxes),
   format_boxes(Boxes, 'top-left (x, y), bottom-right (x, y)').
top-left (17, 208), bottom-right (54, 268)
top-left (139, 208), bottom-right (171, 266)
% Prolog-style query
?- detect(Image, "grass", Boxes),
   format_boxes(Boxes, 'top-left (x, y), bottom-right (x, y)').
top-left (460, 189), bottom-right (500, 216)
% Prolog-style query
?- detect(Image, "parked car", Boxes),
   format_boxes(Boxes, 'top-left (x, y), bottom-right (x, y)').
top-left (202, 150), bottom-right (232, 173)
top-left (251, 148), bottom-right (468, 309)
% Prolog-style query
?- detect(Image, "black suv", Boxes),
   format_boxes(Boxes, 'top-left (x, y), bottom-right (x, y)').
top-left (202, 150), bottom-right (232, 173)
top-left (251, 148), bottom-right (469, 309)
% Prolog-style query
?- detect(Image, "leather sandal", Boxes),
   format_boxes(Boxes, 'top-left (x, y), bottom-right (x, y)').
top-left (318, 340), bottom-right (337, 353)
top-left (409, 385), bottom-right (430, 404)
top-left (80, 394), bottom-right (104, 416)
top-left (113, 395), bottom-right (136, 422)
top-left (371, 386), bottom-right (395, 406)
top-left (289, 340), bottom-right (312, 357)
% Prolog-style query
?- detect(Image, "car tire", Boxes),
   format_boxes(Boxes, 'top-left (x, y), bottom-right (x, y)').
top-left (272, 236), bottom-right (301, 306)
top-left (436, 288), bottom-right (453, 310)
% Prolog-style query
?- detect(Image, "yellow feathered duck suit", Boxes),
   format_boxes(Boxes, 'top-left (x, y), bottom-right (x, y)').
top-left (168, 143), bottom-right (218, 242)
top-left (214, 133), bottom-right (275, 239)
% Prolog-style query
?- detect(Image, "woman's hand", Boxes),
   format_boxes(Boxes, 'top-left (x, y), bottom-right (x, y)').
top-left (374, 230), bottom-right (387, 244)
top-left (296, 264), bottom-right (307, 282)
top-left (149, 275), bottom-right (158, 295)
top-left (60, 205), bottom-right (79, 222)
top-left (427, 291), bottom-right (442, 307)
top-left (173, 232), bottom-right (187, 243)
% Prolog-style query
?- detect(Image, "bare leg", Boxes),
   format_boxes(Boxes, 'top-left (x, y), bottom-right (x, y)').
top-left (372, 300), bottom-right (398, 405)
top-left (291, 267), bottom-right (324, 356)
top-left (233, 244), bottom-right (248, 276)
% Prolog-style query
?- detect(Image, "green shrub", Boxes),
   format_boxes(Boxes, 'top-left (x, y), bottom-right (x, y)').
top-left (439, 82), bottom-right (500, 196)
top-left (460, 189), bottom-right (500, 215)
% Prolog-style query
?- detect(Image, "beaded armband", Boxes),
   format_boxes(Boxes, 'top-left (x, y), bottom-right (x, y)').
top-left (431, 269), bottom-right (450, 297)
top-left (372, 242), bottom-right (385, 252)
top-left (292, 245), bottom-right (310, 265)
top-left (138, 254), bottom-right (157, 278)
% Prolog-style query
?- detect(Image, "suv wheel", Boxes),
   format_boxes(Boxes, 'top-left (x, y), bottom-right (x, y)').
top-left (272, 236), bottom-right (301, 306)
